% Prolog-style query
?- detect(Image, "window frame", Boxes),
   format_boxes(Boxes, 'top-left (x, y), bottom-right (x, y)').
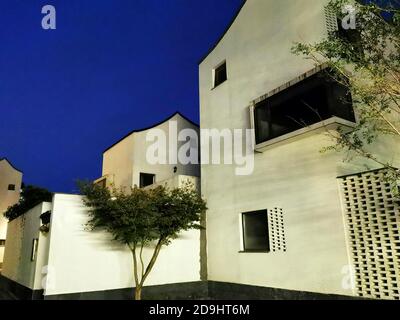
top-left (95, 178), bottom-right (107, 188)
top-left (31, 239), bottom-right (38, 261)
top-left (212, 60), bottom-right (227, 89)
top-left (8, 184), bottom-right (16, 191)
top-left (241, 210), bottom-right (270, 253)
top-left (252, 70), bottom-right (355, 146)
top-left (139, 173), bottom-right (156, 188)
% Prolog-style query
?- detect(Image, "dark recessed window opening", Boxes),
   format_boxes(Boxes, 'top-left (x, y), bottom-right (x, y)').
top-left (336, 19), bottom-right (363, 54)
top-left (242, 210), bottom-right (270, 252)
top-left (214, 61), bottom-right (227, 88)
top-left (140, 173), bottom-right (155, 188)
top-left (8, 184), bottom-right (16, 191)
top-left (254, 70), bottom-right (355, 145)
top-left (96, 179), bottom-right (107, 188)
top-left (0, 240), bottom-right (5, 246)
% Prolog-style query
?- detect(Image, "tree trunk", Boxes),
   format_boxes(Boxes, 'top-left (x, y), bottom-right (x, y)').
top-left (135, 286), bottom-right (142, 300)
top-left (130, 240), bottom-right (164, 300)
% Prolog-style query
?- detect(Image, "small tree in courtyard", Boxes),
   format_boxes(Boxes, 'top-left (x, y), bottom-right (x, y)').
top-left (292, 0), bottom-right (400, 195)
top-left (78, 181), bottom-right (207, 300)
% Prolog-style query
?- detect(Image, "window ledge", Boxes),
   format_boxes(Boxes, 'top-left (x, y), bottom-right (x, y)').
top-left (238, 251), bottom-right (270, 254)
top-left (211, 79), bottom-right (227, 91)
top-left (254, 117), bottom-right (356, 153)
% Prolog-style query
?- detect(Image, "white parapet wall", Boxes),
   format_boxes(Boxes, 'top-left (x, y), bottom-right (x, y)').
top-left (43, 193), bottom-right (202, 297)
top-left (2, 202), bottom-right (52, 291)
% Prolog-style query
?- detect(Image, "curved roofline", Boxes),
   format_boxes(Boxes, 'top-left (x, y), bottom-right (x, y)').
top-left (103, 111), bottom-right (199, 153)
top-left (198, 0), bottom-right (247, 65)
top-left (0, 157), bottom-right (23, 173)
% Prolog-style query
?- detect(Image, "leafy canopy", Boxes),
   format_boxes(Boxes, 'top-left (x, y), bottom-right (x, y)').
top-left (79, 181), bottom-right (207, 247)
top-left (292, 0), bottom-right (400, 193)
top-left (4, 185), bottom-right (53, 221)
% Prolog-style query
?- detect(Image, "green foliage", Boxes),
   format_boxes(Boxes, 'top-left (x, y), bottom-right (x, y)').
top-left (4, 185), bottom-right (53, 221)
top-left (79, 181), bottom-right (206, 247)
top-left (292, 0), bottom-right (400, 195)
top-left (78, 180), bottom-right (207, 299)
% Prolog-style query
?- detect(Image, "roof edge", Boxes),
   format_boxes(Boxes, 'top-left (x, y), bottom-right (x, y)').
top-left (103, 111), bottom-right (199, 154)
top-left (0, 157), bottom-right (23, 173)
top-left (198, 0), bottom-right (247, 65)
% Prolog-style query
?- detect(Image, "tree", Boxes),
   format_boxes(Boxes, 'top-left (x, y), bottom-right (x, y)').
top-left (4, 185), bottom-right (53, 221)
top-left (292, 0), bottom-right (400, 195)
top-left (78, 181), bottom-right (207, 300)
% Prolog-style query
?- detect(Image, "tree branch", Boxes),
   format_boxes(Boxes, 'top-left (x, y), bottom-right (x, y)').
top-left (129, 243), bottom-right (139, 288)
top-left (139, 243), bottom-right (145, 280)
top-left (139, 238), bottom-right (164, 287)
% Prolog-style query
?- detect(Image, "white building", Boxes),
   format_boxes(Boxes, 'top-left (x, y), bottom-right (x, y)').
top-left (199, 0), bottom-right (400, 300)
top-left (0, 113), bottom-right (204, 300)
top-left (94, 112), bottom-right (200, 189)
top-left (1, 0), bottom-right (399, 301)
top-left (0, 158), bottom-right (23, 267)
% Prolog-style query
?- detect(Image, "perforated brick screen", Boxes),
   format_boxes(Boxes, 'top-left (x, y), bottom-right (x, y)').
top-left (339, 170), bottom-right (400, 300)
top-left (268, 208), bottom-right (287, 253)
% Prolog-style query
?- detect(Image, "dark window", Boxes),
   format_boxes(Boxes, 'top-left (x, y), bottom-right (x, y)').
top-left (337, 18), bottom-right (361, 42)
top-left (140, 173), bottom-right (155, 188)
top-left (336, 19), bottom-right (363, 55)
top-left (242, 210), bottom-right (270, 252)
top-left (214, 62), bottom-right (227, 88)
top-left (254, 71), bottom-right (355, 144)
top-left (8, 184), bottom-right (15, 191)
top-left (0, 240), bottom-right (5, 246)
top-left (95, 179), bottom-right (106, 188)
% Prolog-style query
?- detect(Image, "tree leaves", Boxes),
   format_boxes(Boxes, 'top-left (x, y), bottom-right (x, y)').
top-left (4, 185), bottom-right (52, 221)
top-left (78, 180), bottom-right (207, 248)
top-left (293, 0), bottom-right (400, 196)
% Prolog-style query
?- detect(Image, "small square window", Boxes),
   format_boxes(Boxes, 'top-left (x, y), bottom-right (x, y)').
top-left (95, 179), bottom-right (107, 188)
top-left (242, 210), bottom-right (270, 252)
top-left (8, 184), bottom-right (16, 191)
top-left (213, 61), bottom-right (227, 88)
top-left (140, 173), bottom-right (155, 188)
top-left (0, 240), bottom-right (5, 246)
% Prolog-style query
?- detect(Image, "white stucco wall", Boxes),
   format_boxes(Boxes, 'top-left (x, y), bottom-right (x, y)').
top-left (102, 113), bottom-right (200, 190)
top-left (0, 159), bottom-right (23, 264)
top-left (132, 113), bottom-right (200, 187)
top-left (2, 202), bottom-right (52, 290)
top-left (44, 193), bottom-right (201, 297)
top-left (199, 0), bottom-right (399, 297)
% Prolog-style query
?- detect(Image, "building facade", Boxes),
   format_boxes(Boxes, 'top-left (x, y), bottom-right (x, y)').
top-left (95, 112), bottom-right (200, 189)
top-left (1, 0), bottom-right (399, 301)
top-left (0, 113), bottom-right (204, 300)
top-left (0, 158), bottom-right (22, 266)
top-left (199, 0), bottom-right (400, 299)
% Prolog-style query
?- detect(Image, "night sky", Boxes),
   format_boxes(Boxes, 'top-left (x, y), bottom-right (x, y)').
top-left (0, 0), bottom-right (243, 193)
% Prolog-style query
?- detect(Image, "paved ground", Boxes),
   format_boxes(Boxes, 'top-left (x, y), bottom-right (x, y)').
top-left (0, 271), bottom-right (16, 300)
top-left (0, 288), bottom-right (15, 300)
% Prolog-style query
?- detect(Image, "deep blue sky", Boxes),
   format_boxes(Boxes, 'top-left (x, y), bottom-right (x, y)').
top-left (0, 0), bottom-right (243, 193)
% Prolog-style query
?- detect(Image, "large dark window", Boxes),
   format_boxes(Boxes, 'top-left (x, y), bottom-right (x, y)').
top-left (213, 62), bottom-right (227, 88)
top-left (254, 71), bottom-right (355, 144)
top-left (140, 173), bottom-right (155, 188)
top-left (242, 210), bottom-right (270, 252)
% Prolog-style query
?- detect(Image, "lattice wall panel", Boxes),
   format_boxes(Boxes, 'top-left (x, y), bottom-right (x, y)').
top-left (325, 7), bottom-right (339, 33)
top-left (269, 208), bottom-right (287, 252)
top-left (339, 170), bottom-right (400, 300)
